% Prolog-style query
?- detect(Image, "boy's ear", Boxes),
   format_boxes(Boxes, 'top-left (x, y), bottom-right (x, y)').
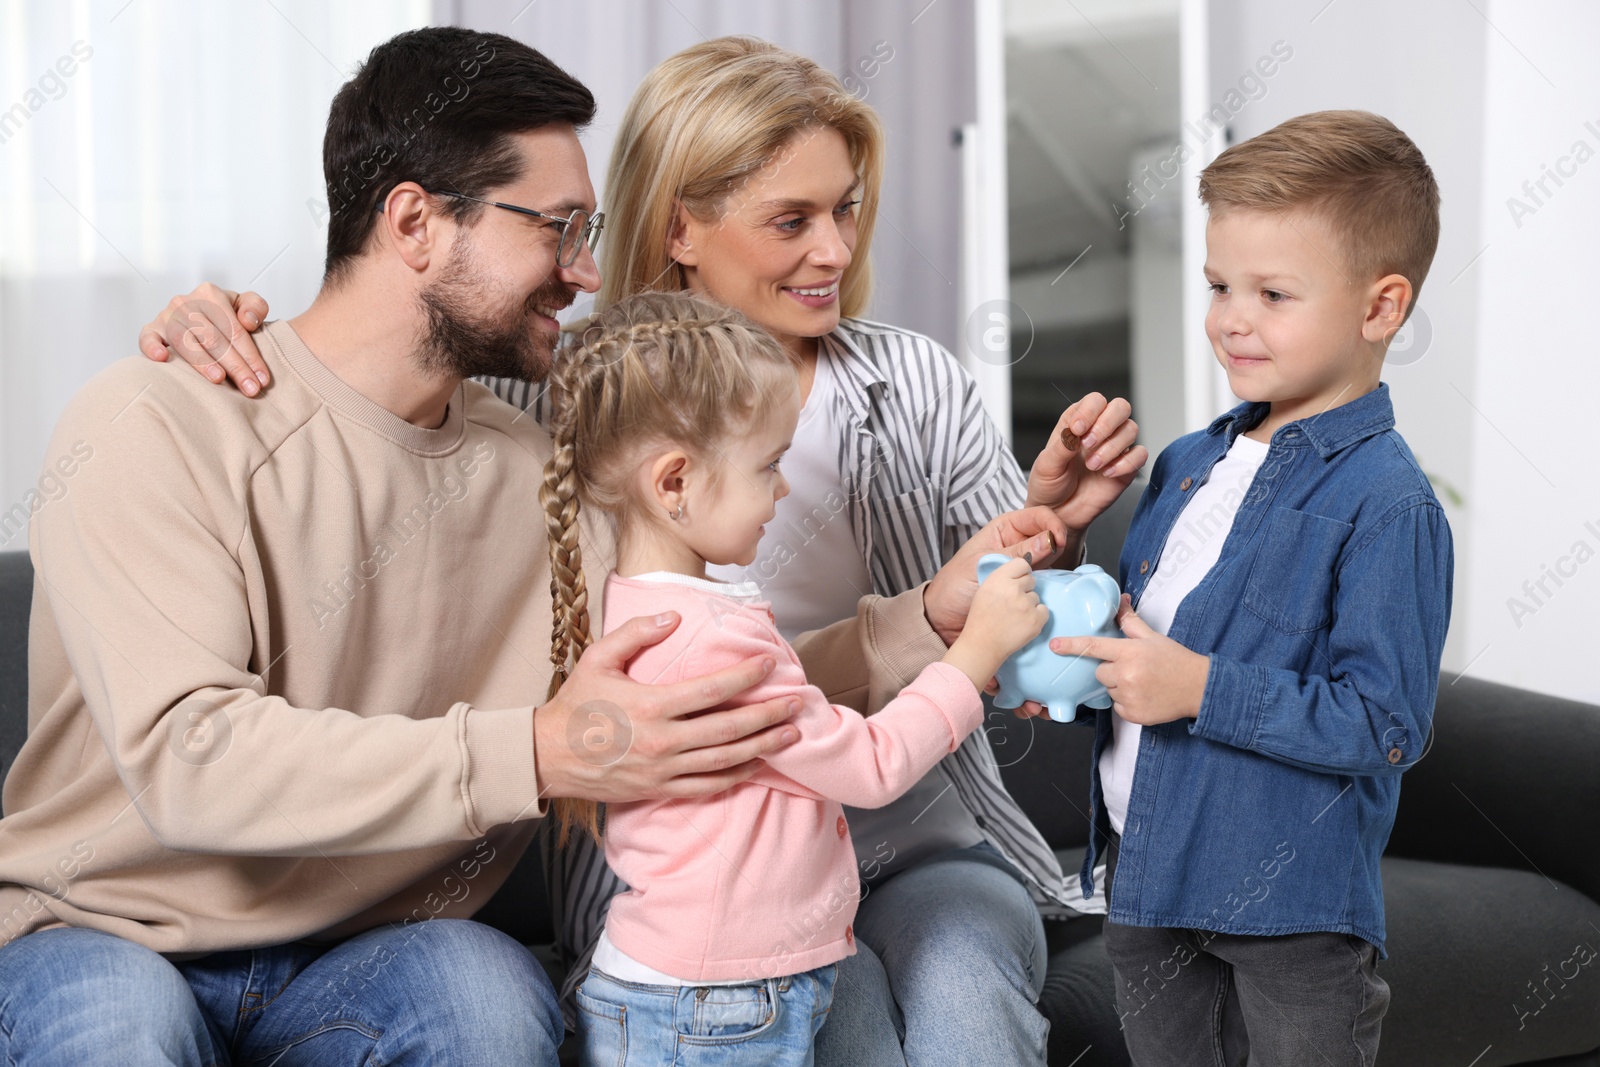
top-left (666, 201), bottom-right (700, 268)
top-left (1365, 274), bottom-right (1415, 347)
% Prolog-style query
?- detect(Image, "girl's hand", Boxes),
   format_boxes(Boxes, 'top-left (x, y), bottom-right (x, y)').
top-left (139, 283), bottom-right (272, 396)
top-left (1025, 392), bottom-right (1148, 539)
top-left (924, 506), bottom-right (1066, 647)
top-left (1050, 595), bottom-right (1210, 725)
top-left (942, 556), bottom-right (1049, 691)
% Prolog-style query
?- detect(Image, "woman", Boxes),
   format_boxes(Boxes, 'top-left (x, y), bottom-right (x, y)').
top-left (539, 39), bottom-right (1145, 1067)
top-left (141, 37), bottom-right (1146, 1065)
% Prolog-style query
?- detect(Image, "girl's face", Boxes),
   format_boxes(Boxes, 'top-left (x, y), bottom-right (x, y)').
top-left (671, 127), bottom-right (862, 360)
top-left (686, 380), bottom-right (802, 568)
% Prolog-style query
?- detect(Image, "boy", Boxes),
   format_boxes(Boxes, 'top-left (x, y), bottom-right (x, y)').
top-left (1053, 110), bottom-right (1453, 1064)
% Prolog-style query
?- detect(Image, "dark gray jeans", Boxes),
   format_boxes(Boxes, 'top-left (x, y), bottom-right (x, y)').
top-left (1102, 836), bottom-right (1390, 1067)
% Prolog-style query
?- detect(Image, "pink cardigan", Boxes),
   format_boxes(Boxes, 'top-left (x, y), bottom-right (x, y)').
top-left (599, 573), bottom-right (984, 982)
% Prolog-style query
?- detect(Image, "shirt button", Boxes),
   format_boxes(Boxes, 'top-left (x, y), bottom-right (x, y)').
top-left (836, 816), bottom-right (848, 838)
top-left (845, 925), bottom-right (855, 945)
top-left (1139, 560), bottom-right (1150, 575)
top-left (1180, 477), bottom-right (1193, 490)
top-left (1387, 748), bottom-right (1403, 764)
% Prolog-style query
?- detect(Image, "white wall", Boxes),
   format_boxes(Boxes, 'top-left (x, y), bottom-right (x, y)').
top-left (0, 1), bottom-right (979, 527)
top-left (1463, 0), bottom-right (1600, 704)
top-left (1207, 0), bottom-right (1595, 703)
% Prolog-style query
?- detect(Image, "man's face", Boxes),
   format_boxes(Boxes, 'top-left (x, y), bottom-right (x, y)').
top-left (416, 124), bottom-right (600, 383)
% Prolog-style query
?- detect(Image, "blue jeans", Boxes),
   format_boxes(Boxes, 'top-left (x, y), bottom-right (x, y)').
top-left (814, 841), bottom-right (1050, 1067)
top-left (0, 919), bottom-right (562, 1066)
top-left (577, 962), bottom-right (837, 1067)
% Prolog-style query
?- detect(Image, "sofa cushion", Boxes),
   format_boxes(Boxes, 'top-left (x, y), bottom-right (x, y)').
top-left (471, 829), bottom-right (555, 947)
top-left (1387, 675), bottom-right (1600, 906)
top-left (993, 710), bottom-right (1097, 853)
top-left (0, 551), bottom-right (32, 797)
top-left (1379, 856), bottom-right (1600, 1066)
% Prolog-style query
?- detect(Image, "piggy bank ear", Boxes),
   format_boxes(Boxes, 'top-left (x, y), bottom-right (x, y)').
top-left (1090, 573), bottom-right (1123, 624)
top-left (976, 553), bottom-right (1011, 583)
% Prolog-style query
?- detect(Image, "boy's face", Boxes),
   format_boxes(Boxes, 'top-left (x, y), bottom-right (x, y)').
top-left (1203, 208), bottom-right (1386, 434)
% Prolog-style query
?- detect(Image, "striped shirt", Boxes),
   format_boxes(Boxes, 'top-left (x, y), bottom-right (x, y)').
top-left (485, 317), bottom-right (1100, 1013)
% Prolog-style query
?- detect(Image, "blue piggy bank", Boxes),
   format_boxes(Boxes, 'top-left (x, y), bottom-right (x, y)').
top-left (977, 553), bottom-right (1123, 723)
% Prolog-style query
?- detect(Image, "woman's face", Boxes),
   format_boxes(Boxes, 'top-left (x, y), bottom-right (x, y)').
top-left (672, 126), bottom-right (861, 358)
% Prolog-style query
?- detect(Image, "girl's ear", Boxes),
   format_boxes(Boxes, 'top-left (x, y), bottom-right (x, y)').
top-left (667, 201), bottom-right (700, 268)
top-left (646, 448), bottom-right (693, 515)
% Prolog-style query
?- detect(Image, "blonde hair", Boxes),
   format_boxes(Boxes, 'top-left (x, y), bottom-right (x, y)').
top-left (541, 291), bottom-right (798, 843)
top-left (598, 36), bottom-right (884, 317)
top-left (1198, 110), bottom-right (1440, 318)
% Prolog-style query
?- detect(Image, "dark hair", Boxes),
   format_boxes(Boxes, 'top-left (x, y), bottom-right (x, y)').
top-left (320, 27), bottom-right (595, 282)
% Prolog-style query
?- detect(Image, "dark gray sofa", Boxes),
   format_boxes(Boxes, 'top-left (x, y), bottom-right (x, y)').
top-left (4, 530), bottom-right (1599, 1064)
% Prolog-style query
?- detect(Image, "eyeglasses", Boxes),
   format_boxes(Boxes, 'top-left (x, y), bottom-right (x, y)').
top-left (432, 190), bottom-right (604, 268)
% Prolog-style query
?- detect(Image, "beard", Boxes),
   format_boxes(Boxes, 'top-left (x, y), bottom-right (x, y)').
top-left (414, 232), bottom-right (571, 383)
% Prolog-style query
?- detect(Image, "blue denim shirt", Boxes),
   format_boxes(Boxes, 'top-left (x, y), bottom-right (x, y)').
top-left (1081, 384), bottom-right (1453, 953)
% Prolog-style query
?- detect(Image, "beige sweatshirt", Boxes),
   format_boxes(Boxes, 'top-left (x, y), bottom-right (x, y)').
top-left (0, 320), bottom-right (947, 956)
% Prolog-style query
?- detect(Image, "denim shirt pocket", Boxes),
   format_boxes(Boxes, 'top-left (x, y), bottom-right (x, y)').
top-left (1243, 507), bottom-right (1354, 633)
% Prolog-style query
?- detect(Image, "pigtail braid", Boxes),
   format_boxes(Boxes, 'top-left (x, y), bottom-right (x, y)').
top-left (541, 340), bottom-right (600, 846)
top-left (535, 291), bottom-right (800, 847)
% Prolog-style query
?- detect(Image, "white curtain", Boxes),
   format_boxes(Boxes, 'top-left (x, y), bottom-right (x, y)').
top-left (439, 0), bottom-right (848, 196)
top-left (0, 0), bottom-right (431, 519)
top-left (440, 0), bottom-right (981, 390)
top-left (1, 0), bottom-right (979, 516)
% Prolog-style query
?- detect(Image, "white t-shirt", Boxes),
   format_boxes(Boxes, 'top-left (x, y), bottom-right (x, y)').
top-left (708, 351), bottom-right (869, 640)
top-left (1099, 433), bottom-right (1270, 836)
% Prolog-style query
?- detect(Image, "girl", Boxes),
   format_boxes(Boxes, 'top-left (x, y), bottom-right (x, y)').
top-left (540, 39), bottom-right (1143, 1066)
top-left (541, 290), bottom-right (1048, 1066)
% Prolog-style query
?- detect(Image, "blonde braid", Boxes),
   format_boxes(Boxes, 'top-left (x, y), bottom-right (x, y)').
top-left (537, 291), bottom-right (800, 847)
top-left (541, 339), bottom-right (600, 846)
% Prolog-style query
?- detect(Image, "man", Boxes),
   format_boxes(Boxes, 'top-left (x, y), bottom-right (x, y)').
top-left (0, 27), bottom-right (1064, 1065)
